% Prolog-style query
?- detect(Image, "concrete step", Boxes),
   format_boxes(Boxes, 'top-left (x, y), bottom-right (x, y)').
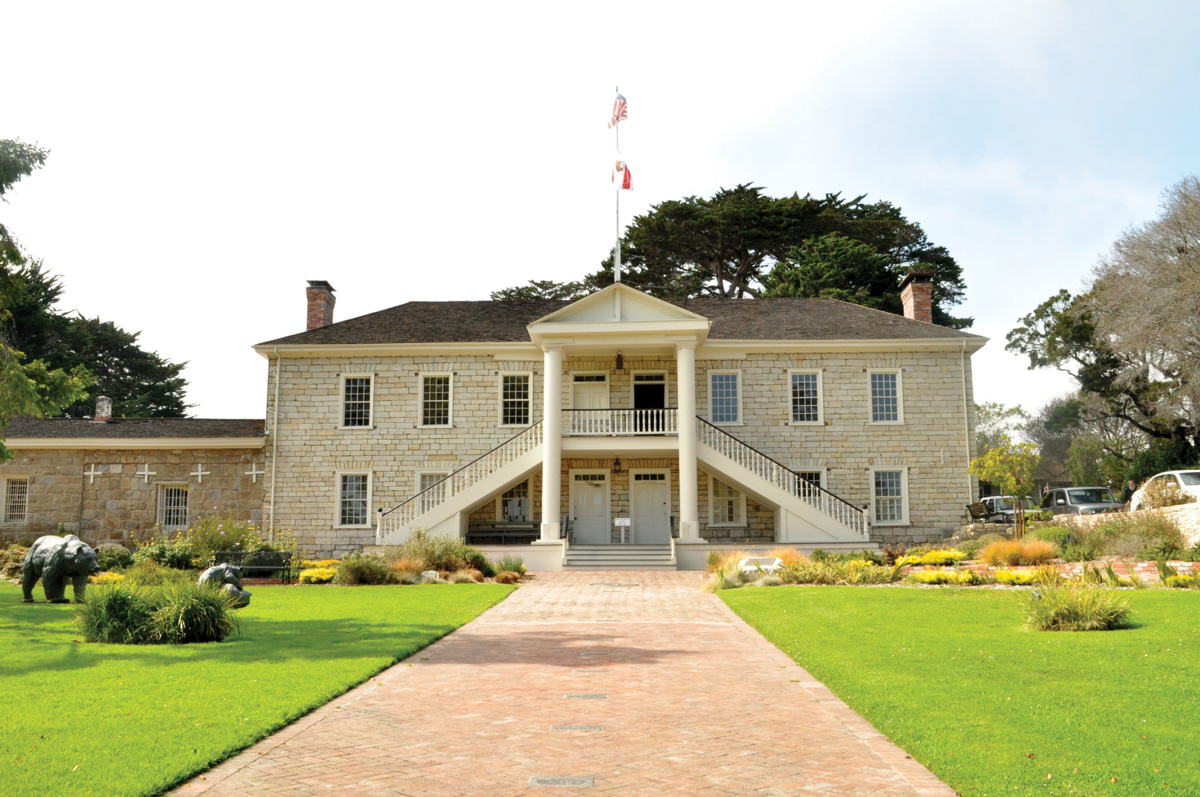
top-left (563, 544), bottom-right (677, 571)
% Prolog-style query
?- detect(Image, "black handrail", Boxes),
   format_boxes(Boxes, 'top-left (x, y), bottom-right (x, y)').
top-left (379, 421), bottom-right (543, 518)
top-left (695, 416), bottom-right (863, 515)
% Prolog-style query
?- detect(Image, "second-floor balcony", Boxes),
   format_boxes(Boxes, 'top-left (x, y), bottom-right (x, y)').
top-left (565, 408), bottom-right (678, 436)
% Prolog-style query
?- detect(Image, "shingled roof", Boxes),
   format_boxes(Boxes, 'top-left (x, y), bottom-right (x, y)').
top-left (258, 298), bottom-right (980, 346)
top-left (4, 417), bottom-right (265, 440)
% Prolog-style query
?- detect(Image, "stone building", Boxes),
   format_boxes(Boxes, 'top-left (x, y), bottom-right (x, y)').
top-left (0, 406), bottom-right (265, 545)
top-left (255, 277), bottom-right (986, 568)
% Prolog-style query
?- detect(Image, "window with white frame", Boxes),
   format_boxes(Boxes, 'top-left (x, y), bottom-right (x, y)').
top-left (421, 374), bottom-right (451, 427)
top-left (498, 481), bottom-right (529, 522)
top-left (4, 477), bottom-right (28, 522)
top-left (157, 484), bottom-right (189, 531)
top-left (709, 371), bottom-right (741, 425)
top-left (869, 371), bottom-right (901, 423)
top-left (342, 375), bottom-right (372, 427)
top-left (790, 370), bottom-right (822, 424)
top-left (709, 477), bottom-right (746, 526)
top-left (338, 473), bottom-right (371, 526)
top-left (419, 472), bottom-right (449, 515)
top-left (500, 374), bottom-right (531, 426)
top-left (872, 469), bottom-right (907, 524)
top-left (796, 470), bottom-right (825, 490)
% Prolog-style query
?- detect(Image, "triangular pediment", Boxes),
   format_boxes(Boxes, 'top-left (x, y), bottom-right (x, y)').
top-left (532, 283), bottom-right (708, 325)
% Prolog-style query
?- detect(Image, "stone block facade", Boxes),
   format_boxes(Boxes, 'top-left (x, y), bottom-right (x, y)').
top-left (0, 448), bottom-right (265, 546)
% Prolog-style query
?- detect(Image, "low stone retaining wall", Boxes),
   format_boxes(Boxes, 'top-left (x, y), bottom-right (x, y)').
top-left (952, 503), bottom-right (1200, 546)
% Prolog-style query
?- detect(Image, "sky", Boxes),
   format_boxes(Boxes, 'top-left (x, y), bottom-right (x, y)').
top-left (3, 1), bottom-right (1198, 419)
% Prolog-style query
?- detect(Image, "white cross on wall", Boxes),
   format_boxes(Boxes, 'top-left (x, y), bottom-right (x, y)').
top-left (245, 463), bottom-right (265, 483)
top-left (191, 464), bottom-right (212, 483)
top-left (136, 464), bottom-right (157, 483)
top-left (84, 464), bottom-right (101, 484)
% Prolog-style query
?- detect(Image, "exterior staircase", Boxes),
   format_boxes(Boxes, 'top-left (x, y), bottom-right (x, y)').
top-left (563, 544), bottom-right (677, 571)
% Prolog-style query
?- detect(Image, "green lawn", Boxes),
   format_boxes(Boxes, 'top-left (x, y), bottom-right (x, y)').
top-left (723, 587), bottom-right (1200, 797)
top-left (0, 582), bottom-right (513, 797)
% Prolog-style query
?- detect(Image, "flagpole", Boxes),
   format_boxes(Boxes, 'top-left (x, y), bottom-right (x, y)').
top-left (614, 85), bottom-right (622, 283)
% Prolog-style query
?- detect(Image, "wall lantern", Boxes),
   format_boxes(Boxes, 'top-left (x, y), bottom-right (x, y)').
top-left (615, 351), bottom-right (624, 370)
top-left (613, 457), bottom-right (623, 474)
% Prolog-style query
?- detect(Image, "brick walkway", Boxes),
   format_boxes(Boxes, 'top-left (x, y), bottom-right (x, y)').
top-left (174, 572), bottom-right (955, 796)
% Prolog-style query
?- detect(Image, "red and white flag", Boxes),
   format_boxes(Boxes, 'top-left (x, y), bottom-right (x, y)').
top-left (608, 93), bottom-right (628, 128)
top-left (612, 159), bottom-right (633, 190)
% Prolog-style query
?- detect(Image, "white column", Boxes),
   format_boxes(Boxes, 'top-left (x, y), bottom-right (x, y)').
top-left (539, 346), bottom-right (564, 542)
top-left (676, 343), bottom-right (702, 542)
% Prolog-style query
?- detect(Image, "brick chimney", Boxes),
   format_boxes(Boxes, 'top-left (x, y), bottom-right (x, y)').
top-left (94, 396), bottom-right (112, 423)
top-left (899, 271), bottom-right (934, 324)
top-left (306, 281), bottom-right (336, 330)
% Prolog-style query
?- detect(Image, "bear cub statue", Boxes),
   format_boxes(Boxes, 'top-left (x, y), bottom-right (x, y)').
top-left (22, 534), bottom-right (101, 603)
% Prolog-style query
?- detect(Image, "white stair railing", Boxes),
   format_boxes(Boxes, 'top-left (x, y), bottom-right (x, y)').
top-left (697, 418), bottom-right (869, 538)
top-left (566, 408), bottom-right (678, 436)
top-left (376, 421), bottom-right (543, 542)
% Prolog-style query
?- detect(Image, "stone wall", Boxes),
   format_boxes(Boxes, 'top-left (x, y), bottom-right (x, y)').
top-left (0, 448), bottom-right (265, 546)
top-left (267, 347), bottom-right (976, 555)
top-left (1038, 504), bottom-right (1200, 546)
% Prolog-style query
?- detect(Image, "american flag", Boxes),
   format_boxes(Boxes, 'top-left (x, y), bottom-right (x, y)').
top-left (608, 93), bottom-right (628, 128)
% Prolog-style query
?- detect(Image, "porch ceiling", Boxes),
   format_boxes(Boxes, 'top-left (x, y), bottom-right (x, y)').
top-left (562, 437), bottom-right (680, 457)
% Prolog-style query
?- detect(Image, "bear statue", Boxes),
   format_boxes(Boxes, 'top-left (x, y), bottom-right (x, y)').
top-left (198, 563), bottom-right (252, 608)
top-left (22, 534), bottom-right (101, 603)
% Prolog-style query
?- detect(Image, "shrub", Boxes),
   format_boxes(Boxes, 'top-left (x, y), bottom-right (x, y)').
top-left (301, 559), bottom-right (341, 569)
top-left (462, 568), bottom-right (485, 583)
top-left (776, 560), bottom-right (902, 586)
top-left (89, 571), bottom-right (126, 586)
top-left (994, 569), bottom-right (1038, 586)
top-left (181, 514), bottom-right (264, 564)
top-left (389, 557), bottom-right (425, 576)
top-left (906, 569), bottom-right (986, 586)
top-left (1032, 523), bottom-right (1104, 561)
top-left (95, 543), bottom-right (134, 572)
top-left (958, 533), bottom-right (1006, 561)
top-left (767, 547), bottom-right (808, 566)
top-left (1021, 586), bottom-right (1132, 631)
top-left (1095, 512), bottom-right (1187, 560)
top-left (0, 544), bottom-right (29, 582)
top-left (387, 530), bottom-right (467, 573)
top-left (122, 561), bottom-right (197, 588)
top-left (76, 585), bottom-right (157, 644)
top-left (494, 571), bottom-right (520, 584)
top-left (494, 555), bottom-right (526, 576)
top-left (1140, 478), bottom-right (1199, 510)
top-left (333, 552), bottom-right (393, 585)
top-left (979, 539), bottom-right (1058, 567)
top-left (448, 571), bottom-right (477, 584)
top-left (151, 584), bottom-right (239, 644)
top-left (750, 575), bottom-right (783, 587)
top-left (132, 530), bottom-right (196, 570)
top-left (299, 567), bottom-right (337, 584)
top-left (810, 549), bottom-right (885, 565)
top-left (897, 549), bottom-right (967, 567)
top-left (880, 542), bottom-right (908, 565)
top-left (455, 546), bottom-right (496, 577)
top-left (1165, 575), bottom-right (1199, 589)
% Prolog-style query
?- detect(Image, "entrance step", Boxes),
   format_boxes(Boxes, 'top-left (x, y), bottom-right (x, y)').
top-left (563, 544), bottom-right (677, 571)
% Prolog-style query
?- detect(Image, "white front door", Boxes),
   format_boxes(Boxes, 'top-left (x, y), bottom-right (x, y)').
top-left (570, 471), bottom-right (610, 544)
top-left (571, 374), bottom-right (610, 434)
top-left (631, 471), bottom-right (671, 544)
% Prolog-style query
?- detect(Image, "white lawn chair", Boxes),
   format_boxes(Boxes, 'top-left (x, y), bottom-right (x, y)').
top-left (739, 557), bottom-right (783, 576)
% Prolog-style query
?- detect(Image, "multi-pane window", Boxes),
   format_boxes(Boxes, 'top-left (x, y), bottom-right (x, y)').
top-left (790, 372), bottom-right (820, 423)
top-left (339, 473), bottom-right (370, 526)
top-left (500, 481), bottom-right (529, 522)
top-left (710, 478), bottom-right (745, 526)
top-left (796, 471), bottom-right (824, 490)
top-left (157, 485), bottom-right (188, 530)
top-left (4, 478), bottom-right (28, 522)
top-left (710, 372), bottom-right (740, 424)
top-left (873, 470), bottom-right (905, 524)
top-left (419, 472), bottom-right (449, 515)
top-left (501, 374), bottom-right (531, 426)
top-left (342, 376), bottom-right (372, 427)
top-left (422, 375), bottom-right (451, 427)
top-left (870, 372), bottom-right (900, 423)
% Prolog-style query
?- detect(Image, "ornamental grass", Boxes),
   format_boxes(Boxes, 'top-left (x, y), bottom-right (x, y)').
top-left (76, 583), bottom-right (239, 644)
top-left (906, 569), bottom-right (987, 586)
top-left (766, 547), bottom-right (809, 566)
top-left (979, 538), bottom-right (1058, 567)
top-left (1020, 585), bottom-right (1132, 631)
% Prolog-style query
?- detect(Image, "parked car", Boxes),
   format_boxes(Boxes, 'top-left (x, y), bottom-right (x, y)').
top-left (1040, 487), bottom-right (1122, 516)
top-left (980, 495), bottom-right (1038, 524)
top-left (1129, 470), bottom-right (1200, 512)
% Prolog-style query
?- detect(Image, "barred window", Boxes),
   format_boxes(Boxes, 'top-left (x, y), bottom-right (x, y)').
top-left (339, 473), bottom-right (369, 526)
top-left (796, 471), bottom-right (823, 489)
top-left (791, 372), bottom-right (820, 423)
top-left (500, 481), bottom-right (529, 522)
top-left (710, 372), bottom-right (740, 424)
top-left (157, 485), bottom-right (188, 530)
top-left (343, 376), bottom-right (372, 427)
top-left (422, 375), bottom-right (451, 426)
top-left (501, 374), bottom-right (530, 425)
top-left (870, 372), bottom-right (899, 422)
top-left (419, 472), bottom-right (449, 515)
top-left (873, 470), bottom-right (905, 524)
top-left (710, 478), bottom-right (745, 526)
top-left (4, 478), bottom-right (28, 522)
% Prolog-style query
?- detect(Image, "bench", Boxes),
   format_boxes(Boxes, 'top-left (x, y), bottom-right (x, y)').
top-left (465, 522), bottom-right (540, 546)
top-left (212, 551), bottom-right (293, 585)
top-left (966, 502), bottom-right (992, 523)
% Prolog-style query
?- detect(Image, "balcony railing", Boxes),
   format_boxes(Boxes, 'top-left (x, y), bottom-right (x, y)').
top-left (565, 408), bottom-right (678, 436)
